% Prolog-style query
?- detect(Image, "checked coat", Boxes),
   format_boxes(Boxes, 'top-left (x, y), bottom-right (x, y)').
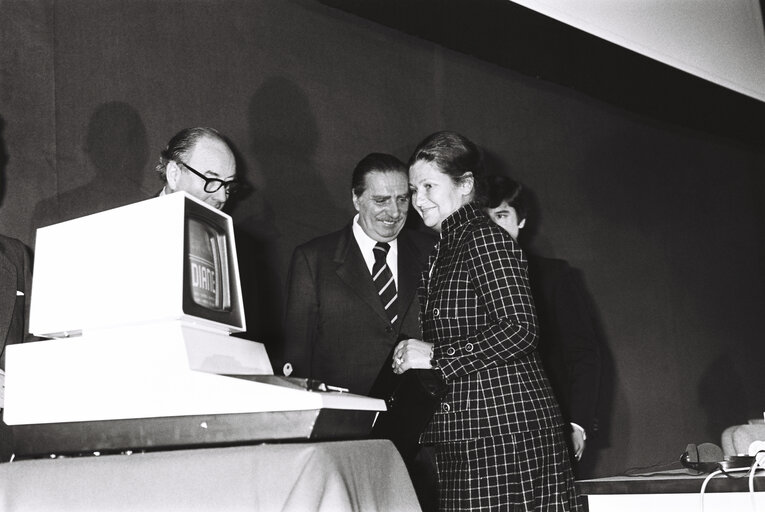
top-left (420, 203), bottom-right (563, 443)
top-left (418, 202), bottom-right (580, 511)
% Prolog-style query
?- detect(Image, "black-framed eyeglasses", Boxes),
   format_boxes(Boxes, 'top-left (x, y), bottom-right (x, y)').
top-left (176, 160), bottom-right (239, 196)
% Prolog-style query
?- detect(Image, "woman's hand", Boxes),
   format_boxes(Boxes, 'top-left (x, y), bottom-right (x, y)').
top-left (392, 338), bottom-right (433, 374)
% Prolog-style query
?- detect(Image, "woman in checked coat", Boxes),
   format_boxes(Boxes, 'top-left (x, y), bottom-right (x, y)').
top-left (392, 131), bottom-right (581, 511)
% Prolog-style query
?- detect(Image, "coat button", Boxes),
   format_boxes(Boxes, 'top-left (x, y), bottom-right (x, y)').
top-left (385, 326), bottom-right (393, 333)
top-left (446, 347), bottom-right (456, 356)
top-left (465, 343), bottom-right (474, 352)
top-left (441, 403), bottom-right (450, 412)
top-left (433, 308), bottom-right (440, 317)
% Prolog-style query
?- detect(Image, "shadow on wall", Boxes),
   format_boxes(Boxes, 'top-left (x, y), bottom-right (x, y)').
top-left (483, 149), bottom-right (551, 256)
top-left (760, 169), bottom-right (765, 297)
top-left (229, 76), bottom-right (346, 368)
top-left (0, 113), bottom-right (10, 460)
top-left (0, 115), bottom-right (7, 208)
top-left (30, 101), bottom-right (150, 243)
top-left (574, 272), bottom-right (618, 479)
top-left (479, 152), bottom-right (619, 479)
top-left (698, 353), bottom-right (749, 440)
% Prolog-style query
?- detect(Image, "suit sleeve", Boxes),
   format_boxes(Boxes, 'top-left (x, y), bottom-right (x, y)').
top-left (439, 227), bottom-right (539, 380)
top-left (553, 267), bottom-right (601, 431)
top-left (282, 246), bottom-right (317, 379)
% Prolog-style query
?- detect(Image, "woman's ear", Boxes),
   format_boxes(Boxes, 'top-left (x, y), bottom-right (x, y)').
top-left (459, 172), bottom-right (474, 196)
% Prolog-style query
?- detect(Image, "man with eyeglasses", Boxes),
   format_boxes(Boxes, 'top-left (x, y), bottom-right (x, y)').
top-left (155, 127), bottom-right (238, 210)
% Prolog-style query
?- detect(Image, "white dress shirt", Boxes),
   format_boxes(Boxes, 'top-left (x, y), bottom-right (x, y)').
top-left (351, 214), bottom-right (399, 288)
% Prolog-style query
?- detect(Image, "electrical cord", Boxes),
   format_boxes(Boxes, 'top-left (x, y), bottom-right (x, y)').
top-left (700, 467), bottom-right (724, 512)
top-left (622, 459), bottom-right (687, 477)
top-left (748, 450), bottom-right (765, 492)
top-left (747, 449), bottom-right (765, 512)
top-left (699, 461), bottom-right (765, 512)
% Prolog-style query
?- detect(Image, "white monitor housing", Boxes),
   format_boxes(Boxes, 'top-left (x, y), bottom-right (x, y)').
top-left (4, 193), bottom-right (385, 432)
top-left (29, 192), bottom-right (245, 338)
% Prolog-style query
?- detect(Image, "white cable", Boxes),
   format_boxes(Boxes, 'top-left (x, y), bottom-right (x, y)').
top-left (700, 466), bottom-right (758, 512)
top-left (749, 450), bottom-right (765, 492)
top-left (700, 468), bottom-right (723, 512)
top-left (748, 461), bottom-right (761, 493)
top-left (748, 450), bottom-right (765, 511)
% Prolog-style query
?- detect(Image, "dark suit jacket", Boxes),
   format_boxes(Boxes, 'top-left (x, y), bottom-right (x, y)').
top-left (0, 235), bottom-right (32, 368)
top-left (528, 255), bottom-right (601, 434)
top-left (283, 224), bottom-right (435, 396)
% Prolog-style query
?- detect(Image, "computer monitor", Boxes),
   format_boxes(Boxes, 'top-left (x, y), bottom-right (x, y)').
top-left (29, 192), bottom-right (245, 337)
top-left (5, 192), bottom-right (385, 451)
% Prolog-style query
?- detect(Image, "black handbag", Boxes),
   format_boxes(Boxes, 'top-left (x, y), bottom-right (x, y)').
top-left (369, 341), bottom-right (447, 462)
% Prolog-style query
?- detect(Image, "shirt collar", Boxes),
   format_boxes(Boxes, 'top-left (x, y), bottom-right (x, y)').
top-left (441, 201), bottom-right (483, 235)
top-left (352, 214), bottom-right (399, 254)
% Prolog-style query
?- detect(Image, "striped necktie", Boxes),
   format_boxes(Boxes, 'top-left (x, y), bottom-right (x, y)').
top-left (372, 242), bottom-right (398, 325)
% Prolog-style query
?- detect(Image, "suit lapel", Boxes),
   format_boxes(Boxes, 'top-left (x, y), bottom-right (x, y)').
top-left (333, 226), bottom-right (390, 324)
top-left (0, 249), bottom-right (17, 344)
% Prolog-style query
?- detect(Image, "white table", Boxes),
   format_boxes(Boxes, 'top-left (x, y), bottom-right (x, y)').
top-left (0, 440), bottom-right (421, 511)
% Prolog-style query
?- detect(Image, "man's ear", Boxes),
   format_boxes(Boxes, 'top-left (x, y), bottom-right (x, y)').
top-left (166, 161), bottom-right (180, 190)
top-left (519, 218), bottom-right (526, 230)
top-left (352, 191), bottom-right (361, 212)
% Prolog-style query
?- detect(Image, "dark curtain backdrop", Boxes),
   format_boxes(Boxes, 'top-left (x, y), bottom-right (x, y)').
top-left (1, 0), bottom-right (764, 478)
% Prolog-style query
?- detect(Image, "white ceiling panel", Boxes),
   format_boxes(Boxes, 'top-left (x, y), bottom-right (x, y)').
top-left (509, 0), bottom-right (765, 102)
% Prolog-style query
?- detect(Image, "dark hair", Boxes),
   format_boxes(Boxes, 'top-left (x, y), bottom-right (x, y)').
top-left (155, 127), bottom-right (230, 181)
top-left (351, 153), bottom-right (407, 196)
top-left (408, 131), bottom-right (486, 203)
top-left (485, 175), bottom-right (528, 221)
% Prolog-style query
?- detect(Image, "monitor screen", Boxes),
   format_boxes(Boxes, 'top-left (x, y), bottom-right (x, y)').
top-left (181, 196), bottom-right (243, 329)
top-left (187, 217), bottom-right (229, 311)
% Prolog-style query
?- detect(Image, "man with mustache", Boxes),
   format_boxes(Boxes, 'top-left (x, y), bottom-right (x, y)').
top-left (284, 152), bottom-right (435, 396)
top-left (283, 152), bottom-right (437, 511)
